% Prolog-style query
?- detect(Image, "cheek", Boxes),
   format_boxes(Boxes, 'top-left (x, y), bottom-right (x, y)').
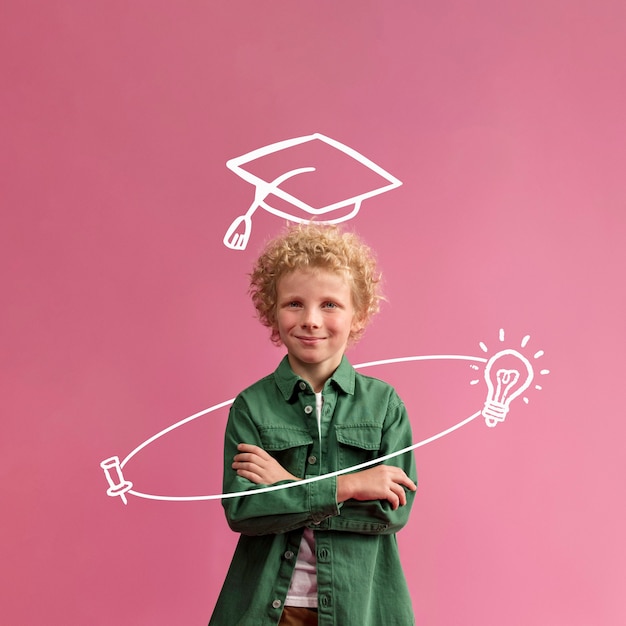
top-left (276, 311), bottom-right (293, 330)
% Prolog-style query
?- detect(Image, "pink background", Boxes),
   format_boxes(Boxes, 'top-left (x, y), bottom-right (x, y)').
top-left (2, 2), bottom-right (625, 624)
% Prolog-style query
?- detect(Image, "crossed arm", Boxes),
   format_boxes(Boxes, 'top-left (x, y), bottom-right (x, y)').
top-left (233, 443), bottom-right (416, 511)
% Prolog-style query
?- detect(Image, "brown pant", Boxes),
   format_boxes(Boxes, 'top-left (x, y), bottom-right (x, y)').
top-left (278, 606), bottom-right (318, 626)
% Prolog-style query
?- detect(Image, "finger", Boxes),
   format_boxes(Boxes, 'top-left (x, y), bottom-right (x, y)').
top-left (387, 490), bottom-right (400, 510)
top-left (233, 452), bottom-right (263, 464)
top-left (231, 460), bottom-right (265, 474)
top-left (231, 461), bottom-right (261, 474)
top-left (233, 458), bottom-right (256, 470)
top-left (237, 443), bottom-right (271, 460)
top-left (390, 483), bottom-right (406, 507)
top-left (236, 468), bottom-right (264, 484)
top-left (398, 486), bottom-right (407, 507)
top-left (400, 471), bottom-right (417, 491)
top-left (398, 476), bottom-right (417, 492)
top-left (388, 467), bottom-right (417, 492)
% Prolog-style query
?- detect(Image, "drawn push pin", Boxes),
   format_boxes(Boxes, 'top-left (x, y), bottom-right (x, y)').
top-left (482, 349), bottom-right (534, 427)
top-left (100, 456), bottom-right (133, 505)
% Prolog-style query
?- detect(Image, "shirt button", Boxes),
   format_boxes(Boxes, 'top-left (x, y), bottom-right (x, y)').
top-left (299, 381), bottom-right (307, 390)
top-left (318, 548), bottom-right (329, 560)
top-left (272, 599), bottom-right (282, 609)
top-left (304, 405), bottom-right (313, 414)
top-left (284, 550), bottom-right (294, 560)
top-left (308, 455), bottom-right (317, 465)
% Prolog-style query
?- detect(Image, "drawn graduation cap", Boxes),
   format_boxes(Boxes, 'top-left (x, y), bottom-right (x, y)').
top-left (223, 133), bottom-right (402, 250)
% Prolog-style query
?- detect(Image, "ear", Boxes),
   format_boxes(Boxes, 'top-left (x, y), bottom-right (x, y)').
top-left (270, 325), bottom-right (283, 346)
top-left (350, 315), bottom-right (365, 336)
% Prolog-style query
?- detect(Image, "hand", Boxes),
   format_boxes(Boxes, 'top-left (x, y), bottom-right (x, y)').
top-left (232, 443), bottom-right (300, 485)
top-left (337, 465), bottom-right (416, 510)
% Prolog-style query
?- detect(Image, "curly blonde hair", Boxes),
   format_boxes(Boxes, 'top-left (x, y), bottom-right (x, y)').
top-left (249, 223), bottom-right (384, 345)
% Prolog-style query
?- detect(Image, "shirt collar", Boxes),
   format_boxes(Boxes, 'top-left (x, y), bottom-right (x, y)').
top-left (274, 354), bottom-right (356, 400)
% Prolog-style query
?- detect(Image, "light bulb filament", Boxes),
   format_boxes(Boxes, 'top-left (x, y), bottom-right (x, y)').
top-left (496, 368), bottom-right (520, 403)
top-left (482, 349), bottom-right (534, 427)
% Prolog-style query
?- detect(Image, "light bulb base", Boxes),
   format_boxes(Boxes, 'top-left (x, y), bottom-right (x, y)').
top-left (482, 401), bottom-right (509, 427)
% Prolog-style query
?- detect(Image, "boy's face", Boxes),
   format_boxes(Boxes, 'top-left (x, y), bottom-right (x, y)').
top-left (275, 268), bottom-right (362, 388)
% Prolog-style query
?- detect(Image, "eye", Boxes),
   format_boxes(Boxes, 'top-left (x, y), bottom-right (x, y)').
top-left (286, 301), bottom-right (302, 308)
top-left (323, 301), bottom-right (338, 309)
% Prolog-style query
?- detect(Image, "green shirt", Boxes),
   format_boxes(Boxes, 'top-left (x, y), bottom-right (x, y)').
top-left (209, 356), bottom-right (417, 626)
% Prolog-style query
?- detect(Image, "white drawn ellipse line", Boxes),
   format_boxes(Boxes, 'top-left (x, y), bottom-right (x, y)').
top-left (120, 399), bottom-right (235, 469)
top-left (355, 354), bottom-right (487, 368)
top-left (124, 410), bottom-right (483, 502)
top-left (120, 354), bottom-right (486, 469)
top-left (106, 354), bottom-right (489, 503)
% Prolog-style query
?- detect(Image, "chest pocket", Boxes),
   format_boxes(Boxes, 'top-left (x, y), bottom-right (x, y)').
top-left (335, 423), bottom-right (383, 469)
top-left (258, 426), bottom-right (314, 477)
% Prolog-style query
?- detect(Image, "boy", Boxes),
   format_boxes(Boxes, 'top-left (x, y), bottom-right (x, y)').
top-left (209, 223), bottom-right (417, 625)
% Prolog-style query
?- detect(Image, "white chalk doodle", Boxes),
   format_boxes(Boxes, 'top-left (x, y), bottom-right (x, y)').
top-left (100, 456), bottom-right (133, 505)
top-left (223, 133), bottom-right (402, 250)
top-left (101, 330), bottom-right (549, 504)
top-left (472, 329), bottom-right (550, 427)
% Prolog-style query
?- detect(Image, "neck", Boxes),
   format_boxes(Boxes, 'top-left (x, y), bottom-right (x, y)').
top-left (287, 354), bottom-right (342, 392)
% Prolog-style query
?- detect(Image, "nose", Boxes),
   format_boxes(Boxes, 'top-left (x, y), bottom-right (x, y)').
top-left (301, 307), bottom-right (320, 329)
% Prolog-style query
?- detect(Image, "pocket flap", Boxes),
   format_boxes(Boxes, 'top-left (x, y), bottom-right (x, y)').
top-left (335, 424), bottom-right (382, 450)
top-left (258, 426), bottom-right (314, 451)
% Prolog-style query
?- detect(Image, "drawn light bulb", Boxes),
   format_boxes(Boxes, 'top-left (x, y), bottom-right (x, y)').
top-left (482, 349), bottom-right (534, 427)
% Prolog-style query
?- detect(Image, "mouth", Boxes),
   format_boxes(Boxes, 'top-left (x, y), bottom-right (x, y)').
top-left (296, 335), bottom-right (324, 345)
